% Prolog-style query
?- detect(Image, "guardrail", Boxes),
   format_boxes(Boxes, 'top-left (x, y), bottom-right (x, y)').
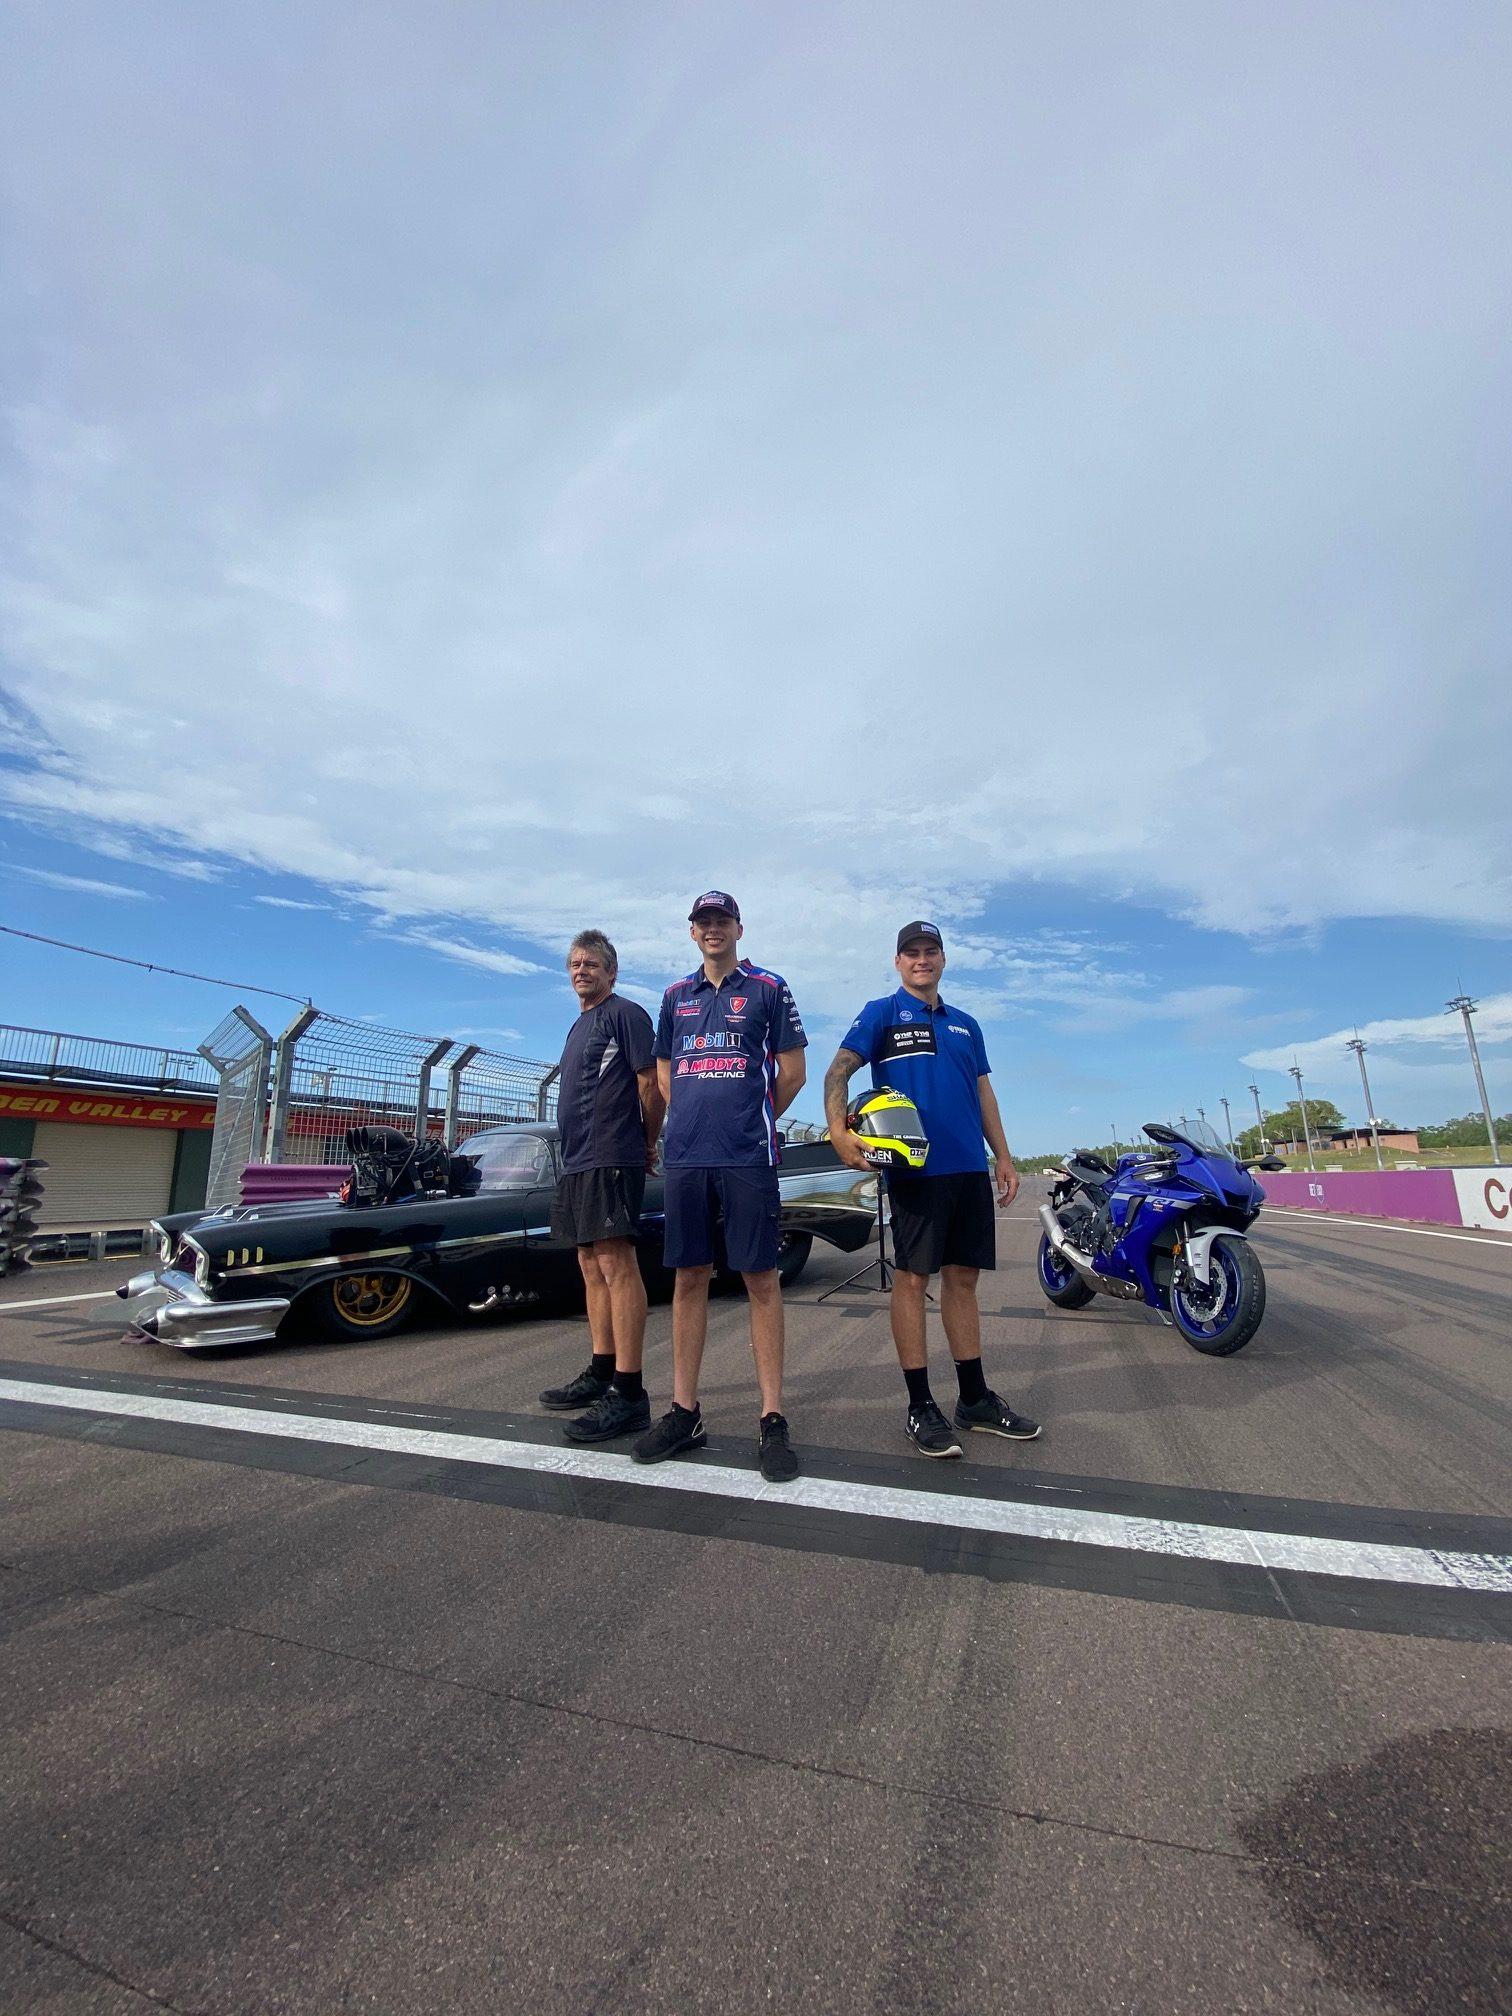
top-left (0, 1024), bottom-right (216, 1095)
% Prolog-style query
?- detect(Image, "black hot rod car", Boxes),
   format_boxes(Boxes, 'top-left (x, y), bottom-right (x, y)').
top-left (116, 1123), bottom-right (878, 1351)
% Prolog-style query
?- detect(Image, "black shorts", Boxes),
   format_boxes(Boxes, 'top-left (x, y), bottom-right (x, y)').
top-left (663, 1165), bottom-right (782, 1274)
top-left (551, 1165), bottom-right (646, 1247)
top-left (887, 1170), bottom-right (997, 1276)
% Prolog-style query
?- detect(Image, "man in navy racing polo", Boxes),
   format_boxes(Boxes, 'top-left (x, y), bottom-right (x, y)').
top-left (825, 920), bottom-right (1041, 1459)
top-left (635, 891), bottom-right (807, 1482)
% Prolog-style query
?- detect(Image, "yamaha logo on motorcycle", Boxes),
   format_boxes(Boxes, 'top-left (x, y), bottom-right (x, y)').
top-left (1036, 1120), bottom-right (1284, 1355)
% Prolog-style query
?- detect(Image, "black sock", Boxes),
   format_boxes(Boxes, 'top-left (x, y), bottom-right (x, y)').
top-left (673, 1399), bottom-right (701, 1421)
top-left (590, 1351), bottom-right (615, 1384)
top-left (954, 1356), bottom-right (988, 1406)
top-left (612, 1368), bottom-right (643, 1401)
top-left (904, 1365), bottom-right (934, 1409)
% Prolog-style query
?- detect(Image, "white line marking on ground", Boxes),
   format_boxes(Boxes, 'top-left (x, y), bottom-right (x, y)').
top-left (2, 1378), bottom-right (1507, 1595)
top-left (0, 1290), bottom-right (122, 1311)
top-left (1261, 1210), bottom-right (1512, 1250)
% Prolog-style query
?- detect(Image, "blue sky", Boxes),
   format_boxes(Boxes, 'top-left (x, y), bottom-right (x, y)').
top-left (1, 2), bottom-right (1508, 1152)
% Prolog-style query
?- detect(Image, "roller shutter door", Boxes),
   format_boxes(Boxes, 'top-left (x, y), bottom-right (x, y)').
top-left (31, 1122), bottom-right (178, 1227)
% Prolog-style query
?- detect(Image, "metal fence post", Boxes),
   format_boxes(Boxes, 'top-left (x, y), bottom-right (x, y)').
top-left (443, 1046), bottom-right (480, 1147)
top-left (200, 1006), bottom-right (273, 1209)
top-left (415, 1039), bottom-right (453, 1138)
top-left (263, 1006), bottom-right (319, 1163)
top-left (536, 1063), bottom-right (561, 1122)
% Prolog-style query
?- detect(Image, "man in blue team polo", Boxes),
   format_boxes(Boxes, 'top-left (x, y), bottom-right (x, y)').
top-left (825, 920), bottom-right (1041, 1458)
top-left (635, 891), bottom-right (807, 1482)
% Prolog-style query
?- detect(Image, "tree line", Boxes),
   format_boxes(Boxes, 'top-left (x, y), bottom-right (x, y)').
top-left (1019, 1102), bottom-right (1511, 1171)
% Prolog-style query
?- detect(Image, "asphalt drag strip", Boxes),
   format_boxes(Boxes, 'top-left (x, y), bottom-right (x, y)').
top-left (3, 1360), bottom-right (1508, 1644)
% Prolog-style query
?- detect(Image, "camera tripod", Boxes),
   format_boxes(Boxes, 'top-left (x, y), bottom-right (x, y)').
top-left (817, 1179), bottom-right (932, 1302)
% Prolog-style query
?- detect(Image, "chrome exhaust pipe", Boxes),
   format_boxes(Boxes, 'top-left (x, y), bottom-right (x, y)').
top-left (1037, 1203), bottom-right (1099, 1280)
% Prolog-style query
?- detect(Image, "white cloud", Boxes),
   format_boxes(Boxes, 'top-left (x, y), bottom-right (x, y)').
top-left (254, 895), bottom-right (326, 912)
top-left (8, 864), bottom-right (152, 901)
top-left (1242, 993), bottom-right (1512, 1075)
top-left (401, 932), bottom-right (547, 979)
top-left (0, 4), bottom-right (1508, 1032)
top-left (1241, 993), bottom-right (1512, 1124)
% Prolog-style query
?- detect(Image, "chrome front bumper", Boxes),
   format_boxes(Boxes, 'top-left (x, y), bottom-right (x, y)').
top-left (114, 1268), bottom-right (292, 1350)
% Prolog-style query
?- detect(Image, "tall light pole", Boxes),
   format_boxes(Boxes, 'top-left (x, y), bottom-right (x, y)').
top-left (1220, 1095), bottom-right (1234, 1155)
top-left (1345, 1035), bottom-right (1383, 1170)
top-left (1447, 994), bottom-right (1502, 1165)
top-left (1249, 1082), bottom-right (1267, 1152)
top-left (1288, 1061), bottom-right (1316, 1171)
top-left (1111, 1125), bottom-right (1121, 1160)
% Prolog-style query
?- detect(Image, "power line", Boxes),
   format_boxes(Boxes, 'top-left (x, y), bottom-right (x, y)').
top-left (1, 924), bottom-right (311, 1007)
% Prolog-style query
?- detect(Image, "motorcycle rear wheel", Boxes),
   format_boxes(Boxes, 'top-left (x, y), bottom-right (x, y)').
top-left (1037, 1232), bottom-right (1096, 1309)
top-left (1170, 1236), bottom-right (1265, 1355)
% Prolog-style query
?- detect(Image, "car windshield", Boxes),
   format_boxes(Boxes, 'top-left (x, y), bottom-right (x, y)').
top-left (464, 1133), bottom-right (553, 1189)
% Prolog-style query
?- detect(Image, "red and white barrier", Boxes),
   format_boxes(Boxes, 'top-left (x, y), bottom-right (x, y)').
top-left (1452, 1167), bottom-right (1512, 1232)
top-left (1261, 1166), bottom-right (1510, 1234)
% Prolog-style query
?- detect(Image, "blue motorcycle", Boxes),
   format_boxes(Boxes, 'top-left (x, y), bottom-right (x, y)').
top-left (1036, 1120), bottom-right (1285, 1354)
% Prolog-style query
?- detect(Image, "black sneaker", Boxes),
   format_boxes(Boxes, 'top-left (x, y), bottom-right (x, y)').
top-left (563, 1385), bottom-right (652, 1443)
top-left (632, 1404), bottom-right (707, 1464)
top-left (539, 1365), bottom-right (611, 1411)
top-left (906, 1400), bottom-right (964, 1459)
top-left (954, 1391), bottom-right (1042, 1440)
top-left (757, 1412), bottom-right (799, 1483)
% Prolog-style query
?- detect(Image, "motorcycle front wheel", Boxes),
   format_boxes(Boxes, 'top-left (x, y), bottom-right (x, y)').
top-left (1170, 1236), bottom-right (1265, 1355)
top-left (1037, 1231), bottom-right (1096, 1309)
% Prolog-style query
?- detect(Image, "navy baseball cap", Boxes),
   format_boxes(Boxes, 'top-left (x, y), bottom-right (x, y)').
top-left (689, 890), bottom-right (740, 921)
top-left (896, 920), bottom-right (943, 953)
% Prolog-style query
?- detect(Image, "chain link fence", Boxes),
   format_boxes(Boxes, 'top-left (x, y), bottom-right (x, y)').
top-left (199, 1004), bottom-right (558, 1190)
top-left (199, 1008), bottom-right (274, 1208)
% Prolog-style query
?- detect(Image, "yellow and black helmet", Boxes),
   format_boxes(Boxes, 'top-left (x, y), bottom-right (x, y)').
top-left (846, 1086), bottom-right (929, 1172)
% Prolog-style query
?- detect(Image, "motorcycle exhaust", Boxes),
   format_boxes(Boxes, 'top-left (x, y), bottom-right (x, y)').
top-left (1037, 1203), bottom-right (1144, 1301)
top-left (1037, 1203), bottom-right (1098, 1280)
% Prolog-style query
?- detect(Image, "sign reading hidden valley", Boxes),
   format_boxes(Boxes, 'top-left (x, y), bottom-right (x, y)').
top-left (0, 1081), bottom-right (216, 1130)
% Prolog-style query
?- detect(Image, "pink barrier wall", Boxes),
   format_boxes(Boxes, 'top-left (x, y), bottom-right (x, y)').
top-left (240, 1163), bottom-right (349, 1206)
top-left (1260, 1169), bottom-right (1462, 1225)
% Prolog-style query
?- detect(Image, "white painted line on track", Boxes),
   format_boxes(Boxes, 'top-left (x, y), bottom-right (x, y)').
top-left (2, 1377), bottom-right (1508, 1595)
top-left (0, 1290), bottom-right (122, 1311)
top-left (1261, 1210), bottom-right (1512, 1250)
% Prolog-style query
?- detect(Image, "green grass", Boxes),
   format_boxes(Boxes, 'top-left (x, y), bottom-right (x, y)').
top-left (1283, 1146), bottom-right (1503, 1172)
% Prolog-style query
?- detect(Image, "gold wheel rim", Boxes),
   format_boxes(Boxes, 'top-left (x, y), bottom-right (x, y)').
top-left (333, 1273), bottom-right (413, 1327)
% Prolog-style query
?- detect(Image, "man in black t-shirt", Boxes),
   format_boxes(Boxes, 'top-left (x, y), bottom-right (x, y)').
top-left (539, 930), bottom-right (665, 1442)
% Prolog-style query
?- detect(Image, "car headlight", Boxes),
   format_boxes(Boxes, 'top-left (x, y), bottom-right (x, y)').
top-left (183, 1238), bottom-right (210, 1288)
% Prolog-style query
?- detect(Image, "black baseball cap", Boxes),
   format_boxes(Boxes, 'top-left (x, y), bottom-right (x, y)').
top-left (896, 920), bottom-right (944, 953)
top-left (689, 890), bottom-right (740, 921)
